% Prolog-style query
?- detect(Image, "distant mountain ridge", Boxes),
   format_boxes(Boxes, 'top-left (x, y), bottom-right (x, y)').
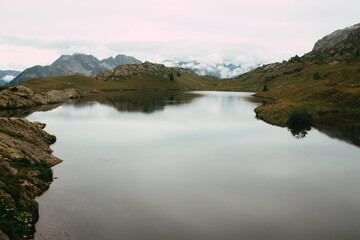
top-left (313, 23), bottom-right (360, 50)
top-left (9, 53), bottom-right (142, 85)
top-left (17, 62), bottom-right (218, 92)
top-left (0, 70), bottom-right (21, 85)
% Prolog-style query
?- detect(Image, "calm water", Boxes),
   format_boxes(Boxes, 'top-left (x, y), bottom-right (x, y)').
top-left (27, 91), bottom-right (360, 240)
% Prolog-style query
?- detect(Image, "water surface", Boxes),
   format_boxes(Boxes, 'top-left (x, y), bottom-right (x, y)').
top-left (28, 91), bottom-right (360, 240)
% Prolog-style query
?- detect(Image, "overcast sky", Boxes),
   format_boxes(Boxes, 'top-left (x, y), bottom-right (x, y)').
top-left (1, 0), bottom-right (359, 70)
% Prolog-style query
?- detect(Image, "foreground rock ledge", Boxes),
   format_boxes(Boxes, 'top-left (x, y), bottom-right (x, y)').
top-left (0, 118), bottom-right (62, 239)
top-left (0, 86), bottom-right (88, 239)
top-left (0, 85), bottom-right (88, 109)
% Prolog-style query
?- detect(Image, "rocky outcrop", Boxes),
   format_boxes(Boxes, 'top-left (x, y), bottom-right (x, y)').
top-left (313, 23), bottom-right (360, 50)
top-left (0, 86), bottom-right (88, 109)
top-left (0, 118), bottom-right (61, 239)
top-left (0, 86), bottom-right (88, 239)
top-left (9, 53), bottom-right (142, 85)
top-left (0, 118), bottom-right (61, 166)
top-left (92, 62), bottom-right (196, 82)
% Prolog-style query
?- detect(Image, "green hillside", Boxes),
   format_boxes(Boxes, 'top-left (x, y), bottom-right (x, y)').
top-left (218, 28), bottom-right (360, 127)
top-left (18, 74), bottom-right (123, 92)
top-left (17, 63), bottom-right (219, 92)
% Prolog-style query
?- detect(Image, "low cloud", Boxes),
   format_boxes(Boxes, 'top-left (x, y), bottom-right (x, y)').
top-left (0, 37), bottom-right (275, 73)
top-left (162, 54), bottom-right (264, 78)
top-left (2, 75), bottom-right (15, 82)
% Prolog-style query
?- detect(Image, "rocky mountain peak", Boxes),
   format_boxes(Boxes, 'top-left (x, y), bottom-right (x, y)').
top-left (313, 23), bottom-right (360, 51)
top-left (9, 53), bottom-right (142, 85)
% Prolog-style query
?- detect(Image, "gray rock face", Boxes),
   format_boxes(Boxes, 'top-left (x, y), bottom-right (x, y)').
top-left (313, 23), bottom-right (360, 51)
top-left (100, 54), bottom-right (143, 69)
top-left (9, 53), bottom-right (142, 85)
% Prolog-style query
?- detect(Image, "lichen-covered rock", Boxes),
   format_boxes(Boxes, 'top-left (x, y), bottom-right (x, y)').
top-left (0, 117), bottom-right (61, 239)
top-left (0, 86), bottom-right (75, 239)
top-left (0, 118), bottom-right (61, 166)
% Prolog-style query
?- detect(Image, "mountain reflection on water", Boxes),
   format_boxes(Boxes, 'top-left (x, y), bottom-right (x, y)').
top-left (1, 90), bottom-right (359, 148)
top-left (0, 104), bottom-right (63, 118)
top-left (77, 91), bottom-right (203, 113)
top-left (28, 91), bottom-right (360, 240)
top-left (78, 91), bottom-right (359, 147)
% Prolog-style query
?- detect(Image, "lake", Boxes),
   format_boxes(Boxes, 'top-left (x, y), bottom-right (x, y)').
top-left (27, 91), bottom-right (360, 240)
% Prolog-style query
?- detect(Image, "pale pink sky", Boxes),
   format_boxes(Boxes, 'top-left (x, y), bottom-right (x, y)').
top-left (1, 0), bottom-right (359, 70)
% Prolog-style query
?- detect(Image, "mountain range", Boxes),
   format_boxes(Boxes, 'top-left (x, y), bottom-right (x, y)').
top-left (9, 53), bottom-right (141, 85)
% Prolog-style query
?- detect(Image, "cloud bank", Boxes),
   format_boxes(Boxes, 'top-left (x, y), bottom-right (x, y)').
top-left (163, 54), bottom-right (263, 78)
top-left (1, 0), bottom-right (359, 71)
top-left (2, 75), bottom-right (15, 82)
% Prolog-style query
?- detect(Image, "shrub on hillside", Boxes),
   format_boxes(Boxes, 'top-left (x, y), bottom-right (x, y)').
top-left (313, 72), bottom-right (321, 80)
top-left (169, 72), bottom-right (174, 81)
top-left (289, 55), bottom-right (303, 63)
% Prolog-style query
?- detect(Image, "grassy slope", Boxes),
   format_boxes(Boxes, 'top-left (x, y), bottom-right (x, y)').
top-left (19, 74), bottom-right (130, 92)
top-left (90, 62), bottom-right (219, 90)
top-left (18, 72), bottom-right (218, 92)
top-left (218, 31), bottom-right (360, 126)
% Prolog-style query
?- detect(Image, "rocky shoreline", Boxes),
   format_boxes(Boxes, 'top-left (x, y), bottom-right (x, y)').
top-left (0, 87), bottom-right (88, 240)
top-left (0, 86), bottom-right (88, 109)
